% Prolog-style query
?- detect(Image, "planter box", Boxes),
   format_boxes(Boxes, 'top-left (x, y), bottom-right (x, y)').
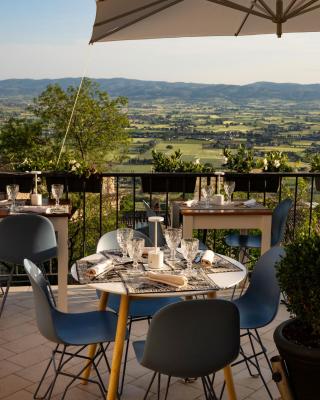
top-left (274, 319), bottom-right (320, 400)
top-left (225, 173), bottom-right (280, 193)
top-left (45, 173), bottom-right (102, 193)
top-left (141, 174), bottom-right (196, 193)
top-left (0, 173), bottom-right (34, 193)
top-left (315, 177), bottom-right (320, 191)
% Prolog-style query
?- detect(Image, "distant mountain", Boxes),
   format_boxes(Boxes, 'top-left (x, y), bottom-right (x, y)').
top-left (1, 78), bottom-right (320, 102)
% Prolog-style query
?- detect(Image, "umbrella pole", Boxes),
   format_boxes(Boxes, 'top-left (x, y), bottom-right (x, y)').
top-left (276, 0), bottom-right (283, 37)
top-left (271, 355), bottom-right (294, 400)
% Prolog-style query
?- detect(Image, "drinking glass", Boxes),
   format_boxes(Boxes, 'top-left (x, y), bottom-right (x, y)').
top-left (6, 184), bottom-right (19, 212)
top-left (51, 184), bottom-right (64, 210)
top-left (127, 238), bottom-right (145, 270)
top-left (224, 180), bottom-right (235, 204)
top-left (164, 228), bottom-right (182, 261)
top-left (181, 238), bottom-right (199, 276)
top-left (201, 185), bottom-right (214, 208)
top-left (117, 228), bottom-right (134, 260)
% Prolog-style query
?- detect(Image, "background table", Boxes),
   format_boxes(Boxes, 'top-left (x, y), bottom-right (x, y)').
top-left (0, 205), bottom-right (70, 311)
top-left (172, 202), bottom-right (273, 255)
top-left (82, 253), bottom-right (246, 400)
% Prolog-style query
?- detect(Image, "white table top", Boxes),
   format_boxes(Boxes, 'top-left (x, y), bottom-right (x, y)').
top-left (72, 252), bottom-right (246, 298)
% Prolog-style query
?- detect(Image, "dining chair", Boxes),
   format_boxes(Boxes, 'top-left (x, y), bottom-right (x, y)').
top-left (225, 198), bottom-right (292, 258)
top-left (0, 213), bottom-right (58, 317)
top-left (228, 246), bottom-right (285, 400)
top-left (96, 229), bottom-right (182, 395)
top-left (133, 299), bottom-right (240, 400)
top-left (225, 198), bottom-right (292, 298)
top-left (24, 258), bottom-right (121, 400)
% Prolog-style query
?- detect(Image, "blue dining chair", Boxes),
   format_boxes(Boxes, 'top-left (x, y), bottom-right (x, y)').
top-left (0, 213), bottom-right (58, 317)
top-left (133, 299), bottom-right (240, 400)
top-left (96, 229), bottom-right (182, 394)
top-left (225, 198), bottom-right (292, 258)
top-left (227, 246), bottom-right (285, 400)
top-left (24, 258), bottom-right (121, 400)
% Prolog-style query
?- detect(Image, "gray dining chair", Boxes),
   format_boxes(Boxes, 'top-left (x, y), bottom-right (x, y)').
top-left (24, 258), bottom-right (121, 400)
top-left (133, 299), bottom-right (240, 400)
top-left (0, 213), bottom-right (58, 317)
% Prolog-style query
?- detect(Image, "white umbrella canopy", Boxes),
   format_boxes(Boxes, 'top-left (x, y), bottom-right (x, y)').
top-left (90, 0), bottom-right (320, 43)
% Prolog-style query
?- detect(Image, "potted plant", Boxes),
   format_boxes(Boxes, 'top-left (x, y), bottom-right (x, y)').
top-left (223, 147), bottom-right (291, 192)
top-left (45, 158), bottom-right (102, 193)
top-left (309, 154), bottom-right (320, 191)
top-left (141, 149), bottom-right (212, 193)
top-left (274, 234), bottom-right (320, 399)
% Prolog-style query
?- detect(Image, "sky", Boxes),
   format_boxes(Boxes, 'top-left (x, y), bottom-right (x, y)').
top-left (1, 0), bottom-right (320, 85)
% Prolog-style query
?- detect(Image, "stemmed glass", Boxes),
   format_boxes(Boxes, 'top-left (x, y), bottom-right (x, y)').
top-left (181, 238), bottom-right (199, 276)
top-left (51, 184), bottom-right (64, 211)
top-left (117, 228), bottom-right (134, 260)
top-left (127, 238), bottom-right (145, 271)
top-left (224, 180), bottom-right (235, 204)
top-left (164, 228), bottom-right (182, 261)
top-left (6, 184), bottom-right (19, 212)
top-left (201, 185), bottom-right (214, 208)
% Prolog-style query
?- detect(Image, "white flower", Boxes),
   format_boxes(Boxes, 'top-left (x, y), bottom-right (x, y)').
top-left (263, 158), bottom-right (268, 166)
top-left (224, 156), bottom-right (228, 164)
top-left (274, 160), bottom-right (281, 168)
top-left (194, 158), bottom-right (200, 165)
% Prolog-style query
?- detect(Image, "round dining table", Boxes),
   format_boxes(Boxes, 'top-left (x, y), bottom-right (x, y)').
top-left (80, 253), bottom-right (246, 400)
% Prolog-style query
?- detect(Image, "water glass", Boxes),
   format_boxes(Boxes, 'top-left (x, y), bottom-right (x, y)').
top-left (117, 228), bottom-right (134, 260)
top-left (181, 238), bottom-right (199, 276)
top-left (224, 180), bottom-right (235, 204)
top-left (164, 228), bottom-right (182, 261)
top-left (51, 184), bottom-right (64, 209)
top-left (127, 238), bottom-right (145, 270)
top-left (6, 184), bottom-right (19, 212)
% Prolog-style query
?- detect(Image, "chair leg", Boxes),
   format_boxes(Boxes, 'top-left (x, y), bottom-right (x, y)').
top-left (143, 372), bottom-right (157, 400)
top-left (164, 376), bottom-right (171, 400)
top-left (201, 375), bottom-right (218, 400)
top-left (0, 266), bottom-right (14, 318)
top-left (118, 317), bottom-right (133, 395)
top-left (157, 373), bottom-right (161, 400)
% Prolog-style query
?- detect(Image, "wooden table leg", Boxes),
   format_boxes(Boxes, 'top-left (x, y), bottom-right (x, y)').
top-left (82, 291), bottom-right (109, 384)
top-left (224, 365), bottom-right (237, 400)
top-left (207, 291), bottom-right (217, 299)
top-left (107, 295), bottom-right (130, 400)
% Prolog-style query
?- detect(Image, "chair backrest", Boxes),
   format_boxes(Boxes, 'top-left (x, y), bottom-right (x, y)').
top-left (271, 199), bottom-right (292, 246)
top-left (96, 229), bottom-right (153, 252)
top-left (142, 200), bottom-right (166, 247)
top-left (0, 214), bottom-right (57, 265)
top-left (140, 299), bottom-right (240, 378)
top-left (244, 246), bottom-right (285, 322)
top-left (23, 259), bottom-right (60, 343)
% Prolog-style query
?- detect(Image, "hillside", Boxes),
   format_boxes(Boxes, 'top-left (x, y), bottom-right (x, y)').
top-left (1, 78), bottom-right (320, 101)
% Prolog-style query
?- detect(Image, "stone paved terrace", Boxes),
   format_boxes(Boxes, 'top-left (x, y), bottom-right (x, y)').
top-left (0, 286), bottom-right (289, 400)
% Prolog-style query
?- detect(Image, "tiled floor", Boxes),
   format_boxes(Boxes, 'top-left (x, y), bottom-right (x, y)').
top-left (0, 286), bottom-right (288, 400)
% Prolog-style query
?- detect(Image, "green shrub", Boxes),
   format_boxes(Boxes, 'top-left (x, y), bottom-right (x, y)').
top-left (277, 235), bottom-right (320, 337)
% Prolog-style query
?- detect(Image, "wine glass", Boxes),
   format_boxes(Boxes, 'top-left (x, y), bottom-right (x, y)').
top-left (127, 238), bottom-right (145, 271)
top-left (117, 228), bottom-right (134, 260)
top-left (181, 238), bottom-right (199, 276)
top-left (201, 185), bottom-right (214, 208)
top-left (164, 228), bottom-right (182, 261)
top-left (6, 184), bottom-right (19, 212)
top-left (51, 184), bottom-right (64, 210)
top-left (224, 180), bottom-right (235, 204)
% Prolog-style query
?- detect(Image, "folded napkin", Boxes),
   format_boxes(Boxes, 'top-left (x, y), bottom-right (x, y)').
top-left (85, 259), bottom-right (114, 278)
top-left (145, 272), bottom-right (188, 288)
top-left (201, 250), bottom-right (215, 268)
top-left (184, 199), bottom-right (197, 207)
top-left (243, 199), bottom-right (257, 207)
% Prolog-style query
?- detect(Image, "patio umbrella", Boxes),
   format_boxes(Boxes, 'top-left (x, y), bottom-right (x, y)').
top-left (90, 0), bottom-right (320, 42)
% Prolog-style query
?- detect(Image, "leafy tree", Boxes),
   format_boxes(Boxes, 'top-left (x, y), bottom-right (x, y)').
top-left (0, 118), bottom-right (50, 170)
top-left (29, 78), bottom-right (130, 168)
